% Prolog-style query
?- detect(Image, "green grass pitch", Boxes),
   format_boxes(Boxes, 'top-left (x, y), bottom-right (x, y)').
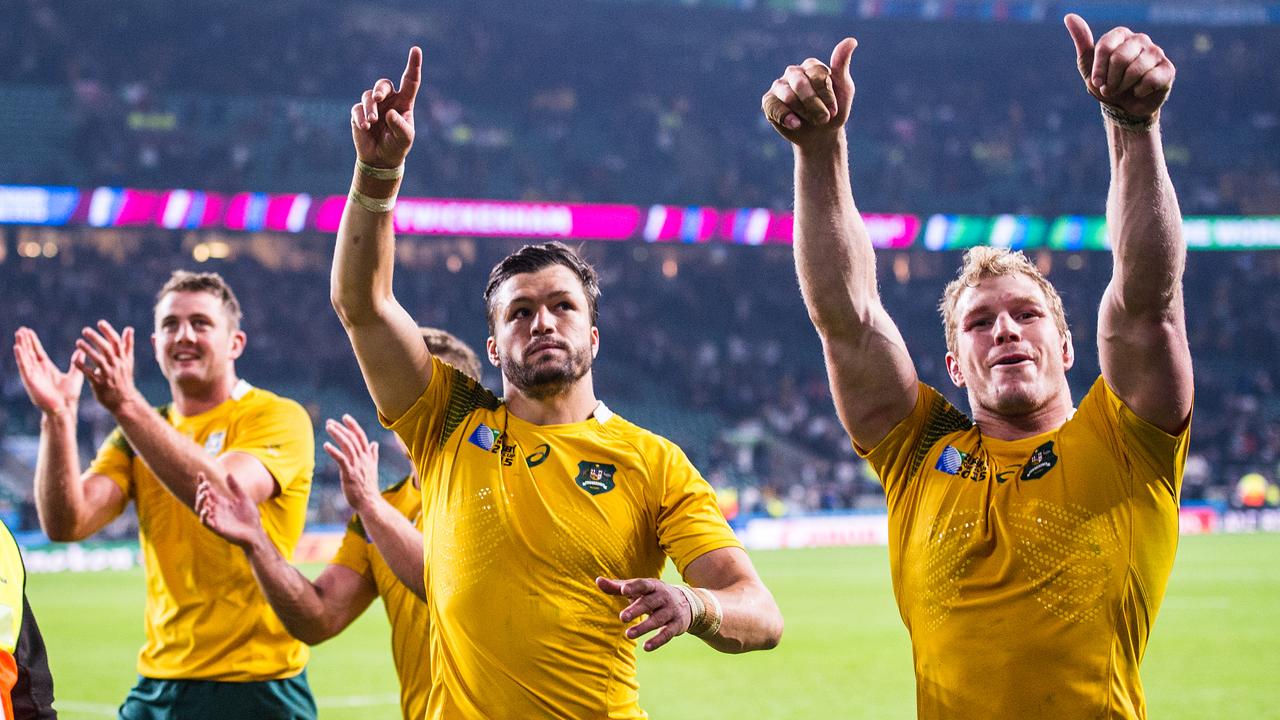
top-left (26, 533), bottom-right (1280, 719)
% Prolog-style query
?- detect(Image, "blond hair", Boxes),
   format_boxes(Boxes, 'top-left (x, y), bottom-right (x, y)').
top-left (421, 327), bottom-right (483, 382)
top-left (939, 247), bottom-right (1069, 355)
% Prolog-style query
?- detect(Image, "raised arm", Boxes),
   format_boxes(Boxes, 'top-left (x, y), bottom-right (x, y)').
top-left (196, 475), bottom-right (379, 645)
top-left (1066, 15), bottom-right (1192, 434)
top-left (331, 46), bottom-right (434, 422)
top-left (14, 329), bottom-right (127, 541)
top-left (324, 415), bottom-right (426, 601)
top-left (762, 39), bottom-right (918, 450)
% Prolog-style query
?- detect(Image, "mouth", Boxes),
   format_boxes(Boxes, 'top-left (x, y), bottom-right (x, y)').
top-left (171, 351), bottom-right (201, 363)
top-left (526, 342), bottom-right (567, 357)
top-left (990, 353), bottom-right (1033, 368)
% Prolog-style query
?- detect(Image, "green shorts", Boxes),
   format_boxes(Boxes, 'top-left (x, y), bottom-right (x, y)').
top-left (117, 671), bottom-right (316, 720)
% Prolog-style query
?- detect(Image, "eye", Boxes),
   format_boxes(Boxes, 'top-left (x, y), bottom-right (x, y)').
top-left (556, 301), bottom-right (573, 312)
top-left (511, 308), bottom-right (530, 320)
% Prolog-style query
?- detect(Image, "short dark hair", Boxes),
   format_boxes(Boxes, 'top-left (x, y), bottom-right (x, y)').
top-left (482, 242), bottom-right (600, 333)
top-left (155, 270), bottom-right (243, 330)
top-left (420, 327), bottom-right (483, 382)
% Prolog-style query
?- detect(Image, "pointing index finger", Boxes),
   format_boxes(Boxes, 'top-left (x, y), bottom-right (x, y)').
top-left (398, 46), bottom-right (423, 105)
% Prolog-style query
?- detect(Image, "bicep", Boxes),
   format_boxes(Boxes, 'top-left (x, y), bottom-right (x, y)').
top-left (311, 564), bottom-right (379, 639)
top-left (1098, 284), bottom-right (1193, 435)
top-left (820, 305), bottom-right (919, 451)
top-left (344, 299), bottom-right (434, 422)
top-left (219, 451), bottom-right (278, 503)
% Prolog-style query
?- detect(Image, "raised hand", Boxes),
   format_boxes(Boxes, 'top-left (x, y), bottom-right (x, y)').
top-left (196, 472), bottom-right (267, 550)
top-left (596, 576), bottom-right (693, 652)
top-left (13, 328), bottom-right (85, 416)
top-left (761, 38), bottom-right (857, 149)
top-left (1065, 14), bottom-right (1175, 120)
top-left (323, 414), bottom-right (381, 515)
top-left (351, 46), bottom-right (423, 169)
top-left (73, 321), bottom-right (141, 415)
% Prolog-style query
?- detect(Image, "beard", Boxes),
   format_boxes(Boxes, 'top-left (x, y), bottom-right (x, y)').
top-left (500, 341), bottom-right (593, 400)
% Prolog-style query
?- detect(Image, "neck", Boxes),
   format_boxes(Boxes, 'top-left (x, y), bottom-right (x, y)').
top-left (170, 371), bottom-right (240, 417)
top-left (970, 388), bottom-right (1073, 441)
top-left (503, 373), bottom-right (599, 426)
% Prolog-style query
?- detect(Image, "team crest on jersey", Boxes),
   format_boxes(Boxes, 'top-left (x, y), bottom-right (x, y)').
top-left (468, 424), bottom-right (502, 451)
top-left (575, 462), bottom-right (616, 495)
top-left (1020, 441), bottom-right (1058, 480)
top-left (203, 431), bottom-right (226, 456)
top-left (935, 445), bottom-right (965, 475)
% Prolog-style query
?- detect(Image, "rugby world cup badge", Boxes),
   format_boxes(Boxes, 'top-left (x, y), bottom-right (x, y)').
top-left (575, 461), bottom-right (616, 496)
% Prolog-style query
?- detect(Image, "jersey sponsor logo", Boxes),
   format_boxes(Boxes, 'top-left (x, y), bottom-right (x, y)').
top-left (526, 443), bottom-right (551, 468)
top-left (1020, 441), bottom-right (1058, 480)
top-left (995, 465), bottom-right (1021, 484)
top-left (203, 430), bottom-right (226, 456)
top-left (575, 461), bottom-right (616, 495)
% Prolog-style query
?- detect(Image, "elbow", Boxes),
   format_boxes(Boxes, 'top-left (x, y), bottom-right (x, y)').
top-left (288, 619), bottom-right (339, 647)
top-left (39, 514), bottom-right (87, 543)
top-left (747, 606), bottom-right (784, 653)
top-left (761, 613), bottom-right (784, 651)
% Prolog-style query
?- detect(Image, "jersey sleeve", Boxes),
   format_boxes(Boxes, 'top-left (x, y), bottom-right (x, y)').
top-left (86, 427), bottom-right (136, 498)
top-left (329, 514), bottom-right (375, 581)
top-left (654, 442), bottom-right (743, 576)
top-left (1079, 377), bottom-right (1192, 500)
top-left (225, 396), bottom-right (316, 494)
top-left (858, 383), bottom-right (973, 506)
top-left (382, 356), bottom-right (500, 470)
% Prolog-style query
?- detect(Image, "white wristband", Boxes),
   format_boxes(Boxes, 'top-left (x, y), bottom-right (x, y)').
top-left (349, 188), bottom-right (396, 214)
top-left (356, 159), bottom-right (405, 180)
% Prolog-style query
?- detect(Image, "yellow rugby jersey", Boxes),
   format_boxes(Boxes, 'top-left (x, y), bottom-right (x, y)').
top-left (861, 377), bottom-right (1190, 719)
top-left (330, 476), bottom-right (428, 720)
top-left (87, 380), bottom-right (314, 681)
top-left (385, 357), bottom-right (741, 720)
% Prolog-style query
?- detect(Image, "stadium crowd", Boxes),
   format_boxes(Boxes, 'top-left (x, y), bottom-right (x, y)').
top-left (1, 233), bottom-right (1277, 532)
top-left (2, 0), bottom-right (1278, 216)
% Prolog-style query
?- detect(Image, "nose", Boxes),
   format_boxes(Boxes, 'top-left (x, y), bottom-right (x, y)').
top-left (992, 312), bottom-right (1021, 344)
top-left (175, 321), bottom-right (197, 343)
top-left (530, 306), bottom-right (554, 335)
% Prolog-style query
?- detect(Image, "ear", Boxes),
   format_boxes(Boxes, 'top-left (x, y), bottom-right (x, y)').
top-left (590, 326), bottom-right (600, 358)
top-left (228, 329), bottom-right (247, 361)
top-left (486, 336), bottom-right (500, 367)
top-left (1062, 330), bottom-right (1075, 371)
top-left (945, 352), bottom-right (966, 388)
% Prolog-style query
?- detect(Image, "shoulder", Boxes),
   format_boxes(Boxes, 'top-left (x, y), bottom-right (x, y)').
top-left (236, 385), bottom-right (312, 421)
top-left (597, 414), bottom-right (692, 468)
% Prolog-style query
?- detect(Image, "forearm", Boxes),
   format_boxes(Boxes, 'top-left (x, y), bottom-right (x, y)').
top-left (690, 579), bottom-right (783, 654)
top-left (1105, 117), bottom-right (1185, 315)
top-left (242, 534), bottom-right (337, 645)
top-left (793, 135), bottom-right (879, 335)
top-left (356, 497), bottom-right (426, 601)
top-left (34, 412), bottom-right (89, 539)
top-left (331, 167), bottom-right (403, 326)
top-left (114, 398), bottom-right (222, 508)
